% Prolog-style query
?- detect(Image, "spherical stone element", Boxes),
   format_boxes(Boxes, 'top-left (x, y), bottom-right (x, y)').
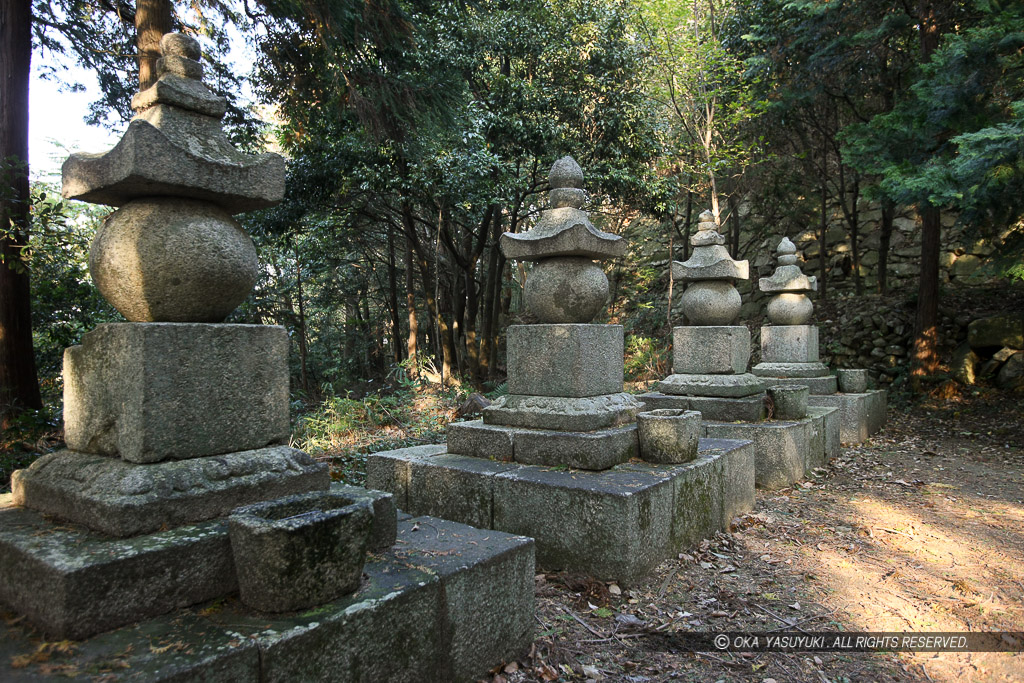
top-left (524, 256), bottom-right (608, 323)
top-left (766, 292), bottom-right (813, 325)
top-left (549, 156), bottom-right (584, 189)
top-left (90, 197), bottom-right (259, 322)
top-left (161, 33), bottom-right (202, 61)
top-left (680, 280), bottom-right (741, 325)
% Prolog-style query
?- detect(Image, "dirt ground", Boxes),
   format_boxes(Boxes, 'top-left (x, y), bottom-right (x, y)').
top-left (496, 389), bottom-right (1024, 683)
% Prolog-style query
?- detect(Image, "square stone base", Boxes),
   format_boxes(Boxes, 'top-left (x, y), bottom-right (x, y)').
top-left (808, 389), bottom-right (887, 444)
top-left (0, 483), bottom-right (391, 640)
top-left (507, 324), bottom-right (623, 397)
top-left (658, 372), bottom-right (766, 398)
top-left (0, 511), bottom-right (534, 683)
top-left (64, 323), bottom-right (290, 463)
top-left (366, 438), bottom-right (756, 585)
top-left (11, 446), bottom-right (330, 537)
top-left (672, 326), bottom-right (750, 374)
top-left (482, 393), bottom-right (642, 432)
top-left (757, 375), bottom-right (838, 395)
top-left (637, 392), bottom-right (766, 421)
top-left (446, 419), bottom-right (637, 470)
top-left (761, 325), bottom-right (818, 363)
top-left (704, 418), bottom-right (817, 490)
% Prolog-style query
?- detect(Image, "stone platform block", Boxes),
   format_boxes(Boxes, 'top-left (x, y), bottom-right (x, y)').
top-left (0, 482), bottom-right (393, 641)
top-left (483, 392), bottom-right (642, 431)
top-left (507, 324), bottom-right (623, 397)
top-left (808, 389), bottom-right (887, 444)
top-left (0, 504), bottom-right (236, 640)
top-left (637, 391), bottom-right (766, 421)
top-left (64, 323), bottom-right (290, 463)
top-left (807, 406), bottom-right (840, 464)
top-left (0, 515), bottom-right (533, 682)
top-left (672, 325), bottom-right (750, 374)
top-left (409, 453), bottom-right (519, 529)
top-left (365, 444), bottom-right (448, 509)
top-left (658, 371), bottom-right (765, 398)
top-left (366, 439), bottom-right (755, 585)
top-left (751, 361), bottom-right (830, 378)
top-left (444, 419), bottom-right (637, 470)
top-left (757, 374), bottom-right (838, 395)
top-left (704, 419), bottom-right (812, 490)
top-left (761, 325), bottom-right (818, 363)
top-left (11, 446), bottom-right (329, 537)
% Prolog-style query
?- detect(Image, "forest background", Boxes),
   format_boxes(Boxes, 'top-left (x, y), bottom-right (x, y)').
top-left (2, 0), bottom-right (1023, 477)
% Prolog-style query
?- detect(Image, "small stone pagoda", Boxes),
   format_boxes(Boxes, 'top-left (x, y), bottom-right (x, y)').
top-left (368, 161), bottom-right (756, 584)
top-left (1, 34), bottom-right (532, 681)
top-left (658, 210), bottom-right (766, 405)
top-left (640, 212), bottom-right (836, 490)
top-left (751, 237), bottom-right (833, 389)
top-left (753, 238), bottom-right (887, 444)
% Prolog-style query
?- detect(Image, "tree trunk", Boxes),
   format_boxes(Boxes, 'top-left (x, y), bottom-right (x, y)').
top-left (666, 218), bottom-right (674, 329)
top-left (135, 0), bottom-right (173, 91)
top-left (682, 190), bottom-right (693, 260)
top-left (0, 0), bottom-right (42, 426)
top-left (386, 225), bottom-right (402, 364)
top-left (849, 176), bottom-right (862, 296)
top-left (878, 201), bottom-right (894, 295)
top-left (478, 209), bottom-right (503, 380)
top-left (404, 238), bottom-right (419, 379)
top-left (294, 244), bottom-right (310, 395)
top-left (728, 193), bottom-right (741, 258)
top-left (818, 182), bottom-right (828, 302)
top-left (911, 206), bottom-right (942, 389)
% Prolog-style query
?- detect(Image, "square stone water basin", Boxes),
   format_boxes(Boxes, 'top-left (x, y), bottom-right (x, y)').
top-left (229, 490), bottom-right (373, 612)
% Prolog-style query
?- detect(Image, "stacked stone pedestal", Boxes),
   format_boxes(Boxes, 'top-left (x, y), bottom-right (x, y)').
top-left (368, 159), bottom-right (755, 583)
top-left (449, 324), bottom-right (640, 469)
top-left (1, 33), bottom-right (533, 682)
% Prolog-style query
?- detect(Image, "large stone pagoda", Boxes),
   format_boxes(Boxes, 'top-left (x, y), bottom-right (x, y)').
top-left (1, 34), bottom-right (532, 682)
top-left (449, 156), bottom-right (642, 469)
top-left (368, 160), bottom-right (756, 584)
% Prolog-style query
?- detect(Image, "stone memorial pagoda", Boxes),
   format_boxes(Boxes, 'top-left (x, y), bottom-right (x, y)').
top-left (753, 238), bottom-right (887, 444)
top-left (640, 212), bottom-right (838, 489)
top-left (368, 159), bottom-right (756, 584)
top-left (0, 34), bottom-right (531, 682)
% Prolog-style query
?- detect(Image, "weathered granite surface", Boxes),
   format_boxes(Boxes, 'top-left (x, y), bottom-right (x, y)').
top-left (704, 419), bottom-right (811, 490)
top-left (229, 491), bottom-right (374, 613)
top-left (0, 514), bottom-right (534, 682)
top-left (522, 256), bottom-right (609, 323)
top-left (672, 325), bottom-right (751, 374)
top-left (62, 34), bottom-right (284, 213)
top-left (0, 505), bottom-right (236, 640)
top-left (757, 374), bottom-right (838, 395)
top-left (808, 389), bottom-right (887, 444)
top-left (483, 392), bottom-right (642, 432)
top-left (366, 437), bottom-right (756, 584)
top-left (63, 323), bottom-right (290, 463)
top-left (636, 392), bottom-right (767, 421)
top-left (12, 446), bottom-right (328, 537)
top-left (761, 325), bottom-right (819, 363)
top-left (658, 371), bottom-right (765, 398)
top-left (636, 409), bottom-right (700, 463)
top-left (767, 385), bottom-right (809, 420)
top-left (89, 198), bottom-right (259, 322)
top-left (507, 324), bottom-right (624, 398)
top-left (447, 419), bottom-right (637, 470)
